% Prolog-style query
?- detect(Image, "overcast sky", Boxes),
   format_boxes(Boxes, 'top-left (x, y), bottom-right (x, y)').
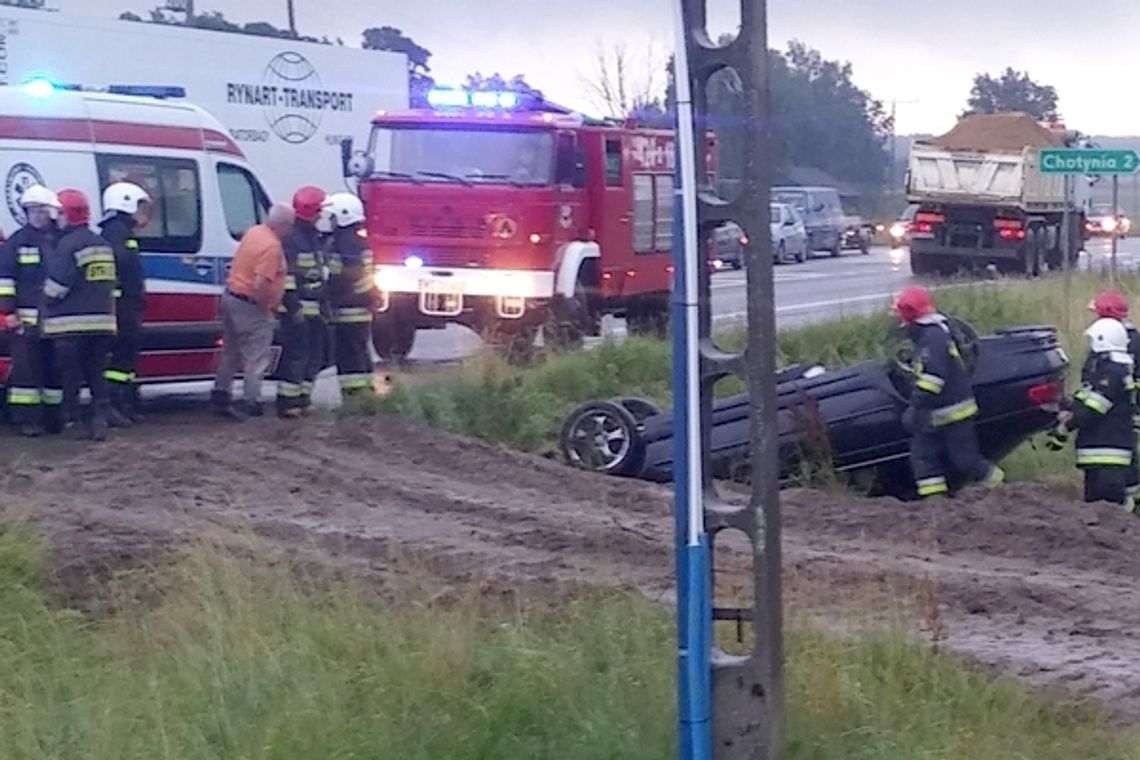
top-left (51, 0), bottom-right (1140, 135)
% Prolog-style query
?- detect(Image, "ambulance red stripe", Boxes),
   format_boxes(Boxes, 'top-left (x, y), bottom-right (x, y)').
top-left (0, 116), bottom-right (243, 157)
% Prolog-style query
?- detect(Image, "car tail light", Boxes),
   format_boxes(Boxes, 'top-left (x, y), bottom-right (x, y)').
top-left (914, 222), bottom-right (934, 234)
top-left (1027, 381), bottom-right (1062, 406)
top-left (915, 212), bottom-right (945, 224)
top-left (998, 228), bottom-right (1027, 241)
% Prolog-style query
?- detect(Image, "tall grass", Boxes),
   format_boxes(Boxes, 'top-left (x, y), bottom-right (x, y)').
top-left (0, 525), bottom-right (1136, 759)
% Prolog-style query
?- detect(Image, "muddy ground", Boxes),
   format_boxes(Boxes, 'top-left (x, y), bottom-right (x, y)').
top-left (4, 411), bottom-right (1140, 720)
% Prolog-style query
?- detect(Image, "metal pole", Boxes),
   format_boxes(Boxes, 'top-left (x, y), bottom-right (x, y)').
top-left (670, 4), bottom-right (711, 759)
top-left (1112, 175), bottom-right (1119, 283)
top-left (1062, 174), bottom-right (1072, 335)
top-left (286, 0), bottom-right (297, 35)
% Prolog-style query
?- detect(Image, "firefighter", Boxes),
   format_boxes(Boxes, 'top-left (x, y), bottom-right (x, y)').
top-left (1087, 290), bottom-right (1140, 499)
top-left (1047, 317), bottom-right (1137, 511)
top-left (100, 181), bottom-right (151, 428)
top-left (893, 286), bottom-right (1005, 498)
top-left (0, 185), bottom-right (63, 436)
top-left (276, 185), bottom-right (328, 418)
top-left (323, 192), bottom-right (376, 398)
top-left (41, 189), bottom-right (118, 441)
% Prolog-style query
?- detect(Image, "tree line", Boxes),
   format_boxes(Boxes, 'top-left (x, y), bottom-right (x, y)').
top-left (107, 5), bottom-right (1061, 192)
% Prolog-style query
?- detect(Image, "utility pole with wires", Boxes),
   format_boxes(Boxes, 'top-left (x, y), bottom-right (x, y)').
top-left (888, 98), bottom-right (919, 189)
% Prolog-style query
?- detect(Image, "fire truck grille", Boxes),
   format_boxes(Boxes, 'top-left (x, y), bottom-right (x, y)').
top-left (409, 217), bottom-right (487, 239)
top-left (417, 248), bottom-right (490, 268)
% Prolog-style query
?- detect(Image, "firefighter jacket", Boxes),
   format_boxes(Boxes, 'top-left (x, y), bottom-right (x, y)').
top-left (41, 225), bottom-right (118, 338)
top-left (907, 313), bottom-right (978, 429)
top-left (99, 213), bottom-right (146, 315)
top-left (326, 224), bottom-right (375, 325)
top-left (0, 224), bottom-right (57, 329)
top-left (1068, 351), bottom-right (1136, 468)
top-left (280, 219), bottom-right (326, 320)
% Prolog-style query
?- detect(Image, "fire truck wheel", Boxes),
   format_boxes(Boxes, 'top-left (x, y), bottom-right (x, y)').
top-left (627, 299), bottom-right (670, 339)
top-left (371, 319), bottom-right (416, 363)
top-left (491, 326), bottom-right (540, 367)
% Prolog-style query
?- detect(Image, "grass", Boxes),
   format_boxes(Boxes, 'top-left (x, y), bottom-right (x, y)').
top-left (0, 523), bottom-right (1137, 759)
top-left (369, 271), bottom-right (1140, 483)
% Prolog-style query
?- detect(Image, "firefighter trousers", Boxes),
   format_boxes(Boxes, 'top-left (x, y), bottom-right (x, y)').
top-left (1127, 433), bottom-right (1139, 497)
top-left (105, 309), bottom-right (143, 414)
top-left (333, 321), bottom-right (373, 397)
top-left (276, 315), bottom-right (327, 413)
top-left (1084, 465), bottom-right (1131, 508)
top-left (910, 418), bottom-right (1001, 498)
top-left (54, 335), bottom-right (113, 427)
top-left (6, 330), bottom-right (62, 430)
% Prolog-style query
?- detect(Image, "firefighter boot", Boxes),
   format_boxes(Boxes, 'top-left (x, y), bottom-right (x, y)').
top-left (107, 386), bottom-right (133, 429)
top-left (90, 401), bottom-right (109, 443)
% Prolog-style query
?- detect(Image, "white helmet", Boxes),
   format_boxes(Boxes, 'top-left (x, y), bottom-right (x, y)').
top-left (1085, 317), bottom-right (1130, 354)
top-left (19, 184), bottom-right (61, 218)
top-left (102, 181), bottom-right (151, 216)
top-left (321, 192), bottom-right (365, 229)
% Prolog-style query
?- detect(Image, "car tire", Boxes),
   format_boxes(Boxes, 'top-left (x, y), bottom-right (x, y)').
top-left (559, 400), bottom-right (645, 477)
top-left (777, 241), bottom-right (787, 264)
top-left (796, 241), bottom-right (807, 263)
top-left (731, 258), bottom-right (743, 271)
top-left (830, 238), bottom-right (842, 258)
top-left (611, 396), bottom-right (663, 422)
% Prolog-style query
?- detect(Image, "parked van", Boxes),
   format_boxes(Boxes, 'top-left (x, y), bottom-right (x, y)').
top-left (0, 83), bottom-right (272, 387)
top-left (771, 185), bottom-right (846, 257)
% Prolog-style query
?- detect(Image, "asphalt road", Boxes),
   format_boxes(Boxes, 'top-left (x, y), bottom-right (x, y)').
top-left (146, 237), bottom-right (1140, 407)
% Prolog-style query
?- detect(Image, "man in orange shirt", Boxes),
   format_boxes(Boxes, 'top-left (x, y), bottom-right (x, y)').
top-left (212, 203), bottom-right (295, 419)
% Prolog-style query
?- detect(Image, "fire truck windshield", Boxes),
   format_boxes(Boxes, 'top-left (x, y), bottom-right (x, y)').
top-left (368, 126), bottom-right (555, 186)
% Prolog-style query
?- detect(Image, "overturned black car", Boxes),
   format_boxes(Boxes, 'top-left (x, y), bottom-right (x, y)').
top-left (559, 323), bottom-right (1069, 498)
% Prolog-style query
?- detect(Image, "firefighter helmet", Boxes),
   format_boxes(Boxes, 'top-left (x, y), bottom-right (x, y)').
top-left (322, 192), bottom-right (365, 228)
top-left (1089, 290), bottom-right (1130, 321)
top-left (57, 189), bottom-right (91, 227)
top-left (1085, 317), bottom-right (1130, 354)
top-left (893, 285), bottom-right (936, 324)
top-left (292, 185), bottom-right (326, 223)
top-left (19, 185), bottom-right (61, 218)
top-left (102, 182), bottom-right (150, 216)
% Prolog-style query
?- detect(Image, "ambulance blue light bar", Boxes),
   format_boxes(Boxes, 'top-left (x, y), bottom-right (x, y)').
top-left (20, 77), bottom-right (186, 100)
top-left (427, 87), bottom-right (520, 110)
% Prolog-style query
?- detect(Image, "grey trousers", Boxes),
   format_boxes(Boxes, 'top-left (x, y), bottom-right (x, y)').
top-left (214, 291), bottom-right (275, 404)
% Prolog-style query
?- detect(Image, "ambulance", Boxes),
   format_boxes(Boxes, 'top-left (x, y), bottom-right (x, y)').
top-left (0, 82), bottom-right (273, 387)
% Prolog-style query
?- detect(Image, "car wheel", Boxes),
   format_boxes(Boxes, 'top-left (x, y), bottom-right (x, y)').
top-left (777, 241), bottom-right (787, 264)
top-left (559, 400), bottom-right (644, 477)
top-left (731, 258), bottom-right (743, 271)
top-left (830, 238), bottom-right (842, 258)
top-left (611, 396), bottom-right (663, 422)
top-left (796, 241), bottom-right (807, 263)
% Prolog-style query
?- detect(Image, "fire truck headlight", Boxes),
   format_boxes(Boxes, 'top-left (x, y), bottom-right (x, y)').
top-left (374, 268), bottom-right (397, 291)
top-left (404, 255), bottom-right (424, 269)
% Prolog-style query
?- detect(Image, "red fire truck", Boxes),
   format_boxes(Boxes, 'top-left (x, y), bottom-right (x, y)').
top-left (341, 88), bottom-right (713, 361)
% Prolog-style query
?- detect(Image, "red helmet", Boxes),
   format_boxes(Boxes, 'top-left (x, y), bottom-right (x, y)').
top-left (57, 188), bottom-right (91, 227)
top-left (1089, 289), bottom-right (1129, 320)
top-left (893, 285), bottom-right (935, 324)
top-left (292, 185), bottom-right (326, 223)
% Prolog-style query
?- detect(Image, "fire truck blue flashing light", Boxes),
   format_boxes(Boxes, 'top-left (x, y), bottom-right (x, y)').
top-left (427, 88), bottom-right (520, 110)
top-left (19, 78), bottom-right (186, 100)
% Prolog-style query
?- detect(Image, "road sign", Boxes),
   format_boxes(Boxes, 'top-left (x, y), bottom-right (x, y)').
top-left (1039, 148), bottom-right (1140, 175)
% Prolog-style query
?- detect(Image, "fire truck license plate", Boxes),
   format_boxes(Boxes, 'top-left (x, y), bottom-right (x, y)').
top-left (418, 278), bottom-right (465, 294)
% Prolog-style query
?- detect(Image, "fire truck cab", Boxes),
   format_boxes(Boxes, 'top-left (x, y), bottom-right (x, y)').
top-left (343, 88), bottom-right (688, 360)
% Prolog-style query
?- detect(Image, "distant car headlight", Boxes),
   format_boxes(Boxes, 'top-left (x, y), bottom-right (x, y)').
top-left (889, 223), bottom-right (907, 239)
top-left (1101, 217), bottom-right (1118, 232)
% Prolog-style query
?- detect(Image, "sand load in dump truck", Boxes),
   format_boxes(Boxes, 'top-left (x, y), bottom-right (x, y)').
top-left (904, 112), bottom-right (1090, 277)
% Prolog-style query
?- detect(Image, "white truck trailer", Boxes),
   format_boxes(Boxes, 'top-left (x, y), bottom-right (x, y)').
top-left (905, 112), bottom-right (1089, 276)
top-left (0, 6), bottom-right (408, 203)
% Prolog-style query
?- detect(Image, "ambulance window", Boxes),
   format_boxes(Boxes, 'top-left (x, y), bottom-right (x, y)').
top-left (605, 139), bottom-right (623, 187)
top-left (218, 164), bottom-right (269, 240)
top-left (653, 174), bottom-right (673, 251)
top-left (96, 155), bottom-right (202, 254)
top-left (633, 174), bottom-right (654, 253)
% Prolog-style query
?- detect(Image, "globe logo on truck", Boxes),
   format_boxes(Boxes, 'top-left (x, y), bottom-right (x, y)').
top-left (226, 52), bottom-right (355, 145)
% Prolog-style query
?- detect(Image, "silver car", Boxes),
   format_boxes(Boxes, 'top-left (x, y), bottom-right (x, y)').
top-left (771, 202), bottom-right (808, 264)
